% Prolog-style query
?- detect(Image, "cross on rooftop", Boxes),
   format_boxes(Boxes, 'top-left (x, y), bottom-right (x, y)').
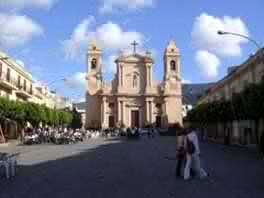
top-left (131, 40), bottom-right (139, 54)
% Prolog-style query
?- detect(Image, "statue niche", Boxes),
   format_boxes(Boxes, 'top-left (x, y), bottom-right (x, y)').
top-left (132, 73), bottom-right (139, 88)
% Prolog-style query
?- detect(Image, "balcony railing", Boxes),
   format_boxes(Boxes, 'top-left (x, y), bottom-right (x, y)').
top-left (0, 73), bottom-right (32, 95)
top-left (0, 72), bottom-right (18, 89)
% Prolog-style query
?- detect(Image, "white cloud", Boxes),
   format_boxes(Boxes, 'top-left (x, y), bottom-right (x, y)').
top-left (0, 0), bottom-right (58, 10)
top-left (182, 79), bottom-right (192, 84)
top-left (195, 50), bottom-right (221, 80)
top-left (63, 16), bottom-right (95, 59)
top-left (192, 13), bottom-right (249, 57)
top-left (0, 13), bottom-right (43, 48)
top-left (16, 59), bottom-right (25, 67)
top-left (64, 72), bottom-right (86, 89)
top-left (95, 22), bottom-right (144, 49)
top-left (99, 0), bottom-right (155, 14)
top-left (62, 17), bottom-right (144, 59)
top-left (72, 97), bottom-right (85, 103)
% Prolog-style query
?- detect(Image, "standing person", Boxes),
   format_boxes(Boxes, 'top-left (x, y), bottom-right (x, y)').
top-left (184, 127), bottom-right (208, 180)
top-left (175, 128), bottom-right (185, 177)
top-left (260, 131), bottom-right (264, 159)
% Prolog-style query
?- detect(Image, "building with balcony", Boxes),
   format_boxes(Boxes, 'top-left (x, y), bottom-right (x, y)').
top-left (198, 48), bottom-right (264, 145)
top-left (0, 51), bottom-right (72, 110)
top-left (199, 48), bottom-right (264, 104)
top-left (0, 51), bottom-right (34, 102)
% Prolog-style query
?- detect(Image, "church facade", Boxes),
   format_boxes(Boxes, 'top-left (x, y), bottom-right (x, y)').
top-left (85, 40), bottom-right (182, 129)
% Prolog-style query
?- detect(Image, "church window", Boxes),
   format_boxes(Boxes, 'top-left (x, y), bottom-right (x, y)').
top-left (171, 49), bottom-right (175, 52)
top-left (91, 58), bottom-right (97, 69)
top-left (155, 103), bottom-right (161, 108)
top-left (109, 103), bottom-right (114, 108)
top-left (170, 60), bottom-right (176, 71)
top-left (133, 74), bottom-right (138, 88)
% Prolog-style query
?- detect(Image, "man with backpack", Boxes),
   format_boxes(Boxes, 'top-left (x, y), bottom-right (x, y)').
top-left (183, 127), bottom-right (208, 180)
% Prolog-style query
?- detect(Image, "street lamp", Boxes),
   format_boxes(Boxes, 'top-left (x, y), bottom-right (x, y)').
top-left (217, 30), bottom-right (262, 50)
top-left (217, 30), bottom-right (263, 144)
top-left (48, 78), bottom-right (66, 86)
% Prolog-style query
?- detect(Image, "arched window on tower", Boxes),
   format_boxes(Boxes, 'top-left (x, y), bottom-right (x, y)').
top-left (170, 60), bottom-right (176, 71)
top-left (91, 58), bottom-right (97, 69)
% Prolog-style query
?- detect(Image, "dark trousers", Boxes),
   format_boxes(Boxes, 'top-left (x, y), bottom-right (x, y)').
top-left (176, 157), bottom-right (196, 177)
top-left (176, 158), bottom-right (183, 177)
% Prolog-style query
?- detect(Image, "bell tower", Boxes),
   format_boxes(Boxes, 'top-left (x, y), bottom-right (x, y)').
top-left (86, 41), bottom-right (103, 129)
top-left (87, 40), bottom-right (103, 95)
top-left (163, 40), bottom-right (180, 81)
top-left (162, 40), bottom-right (182, 126)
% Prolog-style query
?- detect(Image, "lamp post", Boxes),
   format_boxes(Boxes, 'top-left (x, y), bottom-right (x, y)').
top-left (217, 30), bottom-right (262, 50)
top-left (47, 78), bottom-right (67, 94)
top-left (217, 30), bottom-right (263, 145)
top-left (48, 78), bottom-right (66, 87)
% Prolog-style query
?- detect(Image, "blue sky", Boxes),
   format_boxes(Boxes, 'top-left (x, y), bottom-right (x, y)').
top-left (0, 0), bottom-right (263, 102)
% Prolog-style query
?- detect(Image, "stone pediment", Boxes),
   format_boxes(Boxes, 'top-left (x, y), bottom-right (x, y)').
top-left (116, 53), bottom-right (153, 63)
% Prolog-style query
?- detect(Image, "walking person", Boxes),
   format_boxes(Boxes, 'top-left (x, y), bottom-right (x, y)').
top-left (184, 127), bottom-right (208, 180)
top-left (175, 128), bottom-right (185, 177)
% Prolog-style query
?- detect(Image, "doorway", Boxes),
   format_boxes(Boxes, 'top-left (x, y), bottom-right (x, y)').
top-left (108, 116), bottom-right (115, 128)
top-left (156, 116), bottom-right (161, 128)
top-left (131, 110), bottom-right (139, 128)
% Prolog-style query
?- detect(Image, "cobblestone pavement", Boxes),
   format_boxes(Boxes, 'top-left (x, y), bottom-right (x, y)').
top-left (0, 136), bottom-right (263, 198)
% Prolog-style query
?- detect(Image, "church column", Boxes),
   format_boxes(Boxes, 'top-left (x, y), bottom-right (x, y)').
top-left (150, 66), bottom-right (153, 87)
top-left (118, 99), bottom-right (122, 123)
top-left (123, 101), bottom-right (126, 126)
top-left (101, 102), bottom-right (104, 127)
top-left (121, 65), bottom-right (124, 87)
top-left (149, 101), bottom-right (153, 124)
top-left (118, 64), bottom-right (121, 87)
top-left (121, 101), bottom-right (124, 124)
top-left (102, 97), bottom-right (107, 128)
top-left (162, 98), bottom-right (169, 127)
top-left (147, 66), bottom-right (150, 88)
top-left (146, 100), bottom-right (149, 123)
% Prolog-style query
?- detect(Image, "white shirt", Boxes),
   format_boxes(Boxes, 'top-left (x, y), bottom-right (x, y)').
top-left (185, 131), bottom-right (200, 155)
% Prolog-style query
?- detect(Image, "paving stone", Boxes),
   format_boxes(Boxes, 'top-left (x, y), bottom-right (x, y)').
top-left (0, 137), bottom-right (263, 198)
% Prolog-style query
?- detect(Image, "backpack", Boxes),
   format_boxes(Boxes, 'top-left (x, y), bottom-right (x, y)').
top-left (186, 137), bottom-right (195, 154)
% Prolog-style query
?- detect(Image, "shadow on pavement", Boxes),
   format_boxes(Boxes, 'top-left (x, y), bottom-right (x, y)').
top-left (0, 137), bottom-right (263, 198)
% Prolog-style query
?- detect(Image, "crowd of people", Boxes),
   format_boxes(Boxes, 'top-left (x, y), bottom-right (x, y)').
top-left (22, 127), bottom-right (99, 145)
top-left (22, 126), bottom-right (157, 145)
top-left (175, 127), bottom-right (209, 180)
top-left (101, 127), bottom-right (157, 139)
